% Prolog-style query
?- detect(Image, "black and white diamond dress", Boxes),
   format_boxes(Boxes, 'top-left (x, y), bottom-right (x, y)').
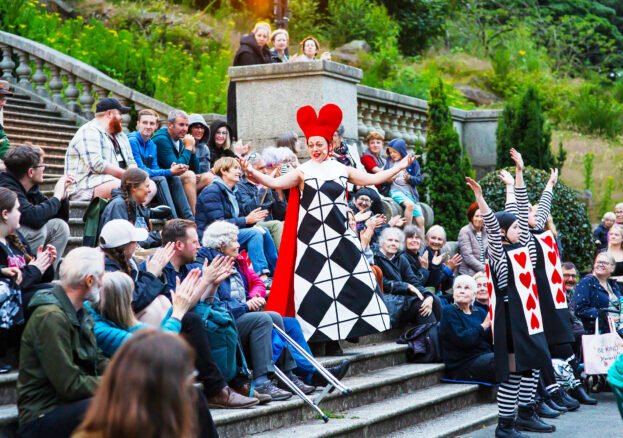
top-left (293, 160), bottom-right (390, 342)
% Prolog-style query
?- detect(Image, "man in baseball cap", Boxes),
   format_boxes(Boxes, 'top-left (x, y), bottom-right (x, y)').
top-left (0, 80), bottom-right (13, 159)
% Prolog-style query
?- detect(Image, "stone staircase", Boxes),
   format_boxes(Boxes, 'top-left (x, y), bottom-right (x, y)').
top-left (0, 329), bottom-right (497, 438)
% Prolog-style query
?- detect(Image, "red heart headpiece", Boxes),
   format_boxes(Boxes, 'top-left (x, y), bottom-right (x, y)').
top-left (296, 104), bottom-right (343, 142)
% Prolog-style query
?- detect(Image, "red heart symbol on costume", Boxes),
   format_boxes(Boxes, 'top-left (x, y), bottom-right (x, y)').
top-left (489, 305), bottom-right (493, 319)
top-left (532, 284), bottom-right (539, 300)
top-left (530, 313), bottom-right (540, 329)
top-left (551, 269), bottom-right (562, 285)
top-left (487, 282), bottom-right (493, 297)
top-left (548, 250), bottom-right (557, 266)
top-left (514, 252), bottom-right (527, 269)
top-left (542, 235), bottom-right (554, 249)
top-left (519, 272), bottom-right (532, 289)
top-left (526, 294), bottom-right (537, 311)
top-left (556, 289), bottom-right (566, 304)
top-left (486, 263), bottom-right (490, 277)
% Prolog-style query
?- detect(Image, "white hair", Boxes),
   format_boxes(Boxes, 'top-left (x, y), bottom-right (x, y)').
top-left (168, 109), bottom-right (188, 124)
top-left (454, 274), bottom-right (478, 303)
top-left (262, 146), bottom-right (282, 167)
top-left (60, 247), bottom-right (105, 288)
top-left (276, 147), bottom-right (296, 161)
top-left (616, 203), bottom-right (623, 211)
top-left (603, 212), bottom-right (616, 222)
top-left (202, 221), bottom-right (239, 249)
top-left (379, 227), bottom-right (405, 251)
top-left (425, 225), bottom-right (447, 244)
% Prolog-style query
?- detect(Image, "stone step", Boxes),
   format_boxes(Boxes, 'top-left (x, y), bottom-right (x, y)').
top-left (0, 405), bottom-right (17, 438)
top-left (2, 109), bottom-right (75, 126)
top-left (386, 403), bottom-right (497, 438)
top-left (3, 127), bottom-right (75, 142)
top-left (38, 153), bottom-right (65, 167)
top-left (5, 133), bottom-right (69, 148)
top-left (5, 98), bottom-right (46, 110)
top-left (0, 373), bottom-right (18, 405)
top-left (3, 117), bottom-right (78, 133)
top-left (212, 362), bottom-right (446, 437)
top-left (248, 383), bottom-right (486, 438)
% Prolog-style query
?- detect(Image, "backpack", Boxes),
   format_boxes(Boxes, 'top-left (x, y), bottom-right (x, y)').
top-left (82, 197), bottom-right (108, 247)
top-left (194, 298), bottom-right (250, 382)
top-left (397, 322), bottom-right (441, 363)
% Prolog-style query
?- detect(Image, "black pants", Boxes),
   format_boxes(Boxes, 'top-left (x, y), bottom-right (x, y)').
top-left (18, 398), bottom-right (90, 438)
top-left (196, 388), bottom-right (219, 438)
top-left (449, 352), bottom-right (497, 384)
top-left (180, 312), bottom-right (227, 398)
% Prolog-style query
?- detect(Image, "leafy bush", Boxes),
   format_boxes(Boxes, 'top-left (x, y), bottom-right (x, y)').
top-left (599, 176), bottom-right (615, 217)
top-left (0, 0), bottom-right (232, 114)
top-left (424, 79), bottom-right (474, 241)
top-left (287, 0), bottom-right (325, 44)
top-left (568, 84), bottom-right (623, 138)
top-left (583, 153), bottom-right (594, 192)
top-left (496, 85), bottom-right (554, 170)
top-left (480, 167), bottom-right (595, 270)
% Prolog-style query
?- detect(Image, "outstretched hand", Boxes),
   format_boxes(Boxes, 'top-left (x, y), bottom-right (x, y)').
top-left (398, 153), bottom-right (418, 171)
top-left (547, 167), bottom-right (558, 188)
top-left (498, 169), bottom-right (514, 186)
top-left (465, 177), bottom-right (482, 197)
top-left (510, 148), bottom-right (523, 171)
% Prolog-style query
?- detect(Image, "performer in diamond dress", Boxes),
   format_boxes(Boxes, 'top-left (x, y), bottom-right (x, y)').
top-left (239, 104), bottom-right (415, 343)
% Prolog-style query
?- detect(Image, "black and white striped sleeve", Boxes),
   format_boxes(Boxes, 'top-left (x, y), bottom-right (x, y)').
top-left (515, 185), bottom-right (531, 246)
top-left (483, 209), bottom-right (508, 288)
top-left (536, 189), bottom-right (553, 230)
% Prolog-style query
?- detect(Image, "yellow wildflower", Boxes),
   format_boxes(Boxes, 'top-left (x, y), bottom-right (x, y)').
top-left (158, 76), bottom-right (169, 83)
top-left (519, 50), bottom-right (526, 56)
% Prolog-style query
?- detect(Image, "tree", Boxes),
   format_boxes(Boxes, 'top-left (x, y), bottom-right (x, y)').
top-left (424, 79), bottom-right (475, 240)
top-left (495, 85), bottom-right (554, 170)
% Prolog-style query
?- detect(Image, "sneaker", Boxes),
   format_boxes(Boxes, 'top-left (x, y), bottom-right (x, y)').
top-left (0, 361), bottom-right (11, 374)
top-left (255, 381), bottom-right (292, 401)
top-left (278, 374), bottom-right (315, 395)
top-left (311, 359), bottom-right (351, 387)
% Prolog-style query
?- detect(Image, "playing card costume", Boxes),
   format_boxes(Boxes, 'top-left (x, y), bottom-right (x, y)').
top-left (266, 104), bottom-right (390, 342)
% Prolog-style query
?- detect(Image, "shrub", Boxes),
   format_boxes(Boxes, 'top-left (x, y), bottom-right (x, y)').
top-left (287, 0), bottom-right (325, 45)
top-left (496, 85), bottom-right (554, 170)
top-left (424, 79), bottom-right (474, 241)
top-left (583, 153), bottom-right (594, 192)
top-left (599, 176), bottom-right (615, 218)
top-left (480, 167), bottom-right (594, 270)
top-left (568, 84), bottom-right (623, 138)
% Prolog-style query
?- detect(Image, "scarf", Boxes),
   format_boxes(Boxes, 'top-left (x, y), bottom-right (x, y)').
top-left (365, 148), bottom-right (385, 168)
top-left (215, 176), bottom-right (240, 218)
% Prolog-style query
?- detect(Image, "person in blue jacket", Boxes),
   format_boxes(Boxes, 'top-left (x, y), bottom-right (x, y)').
top-left (196, 157), bottom-right (277, 282)
top-left (88, 270), bottom-right (259, 409)
top-left (128, 109), bottom-right (194, 220)
top-left (152, 109), bottom-right (213, 215)
top-left (383, 138), bottom-right (424, 232)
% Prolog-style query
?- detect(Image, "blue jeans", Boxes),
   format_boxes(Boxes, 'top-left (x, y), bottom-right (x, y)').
top-left (237, 226), bottom-right (278, 275)
top-left (272, 317), bottom-right (315, 383)
top-left (152, 175), bottom-right (194, 220)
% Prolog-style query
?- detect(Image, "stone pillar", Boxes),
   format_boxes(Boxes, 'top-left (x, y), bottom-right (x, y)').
top-left (453, 109), bottom-right (501, 179)
top-left (229, 60), bottom-right (363, 151)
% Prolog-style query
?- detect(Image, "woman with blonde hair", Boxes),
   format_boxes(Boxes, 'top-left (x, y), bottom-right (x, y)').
top-left (270, 28), bottom-right (289, 62)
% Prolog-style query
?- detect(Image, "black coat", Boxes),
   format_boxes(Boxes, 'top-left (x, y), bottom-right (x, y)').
top-left (0, 171), bottom-right (69, 232)
top-left (207, 120), bottom-right (237, 167)
top-left (439, 304), bottom-right (492, 371)
top-left (373, 250), bottom-right (428, 296)
top-left (236, 178), bottom-right (286, 221)
top-left (227, 33), bottom-right (272, 139)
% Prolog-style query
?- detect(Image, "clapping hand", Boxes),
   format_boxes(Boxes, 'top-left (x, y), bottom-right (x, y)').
top-left (30, 245), bottom-right (55, 274)
top-left (365, 214), bottom-right (386, 230)
top-left (360, 226), bottom-right (374, 249)
top-left (170, 268), bottom-right (202, 319)
top-left (1, 267), bottom-right (22, 285)
top-left (201, 255), bottom-right (234, 285)
top-left (431, 251), bottom-right (445, 266)
top-left (447, 253), bottom-right (462, 271)
top-left (354, 210), bottom-right (372, 223)
top-left (388, 215), bottom-right (406, 228)
top-left (419, 254), bottom-right (429, 269)
top-left (145, 242), bottom-right (176, 277)
top-left (245, 207), bottom-right (268, 225)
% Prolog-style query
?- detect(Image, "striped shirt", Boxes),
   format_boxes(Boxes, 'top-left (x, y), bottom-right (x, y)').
top-left (483, 209), bottom-right (509, 291)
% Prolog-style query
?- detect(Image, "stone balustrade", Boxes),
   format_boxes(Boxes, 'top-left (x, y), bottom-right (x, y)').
top-left (0, 30), bottom-right (177, 129)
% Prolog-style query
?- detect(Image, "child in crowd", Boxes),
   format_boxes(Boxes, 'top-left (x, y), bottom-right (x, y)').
top-left (594, 211), bottom-right (615, 251)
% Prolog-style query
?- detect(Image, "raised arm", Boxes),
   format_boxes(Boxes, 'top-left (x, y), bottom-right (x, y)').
top-left (239, 158), bottom-right (303, 190)
top-left (466, 177), bottom-right (504, 266)
top-left (499, 169), bottom-right (518, 215)
top-left (510, 149), bottom-right (530, 245)
top-left (535, 168), bottom-right (557, 230)
top-left (347, 154), bottom-right (417, 186)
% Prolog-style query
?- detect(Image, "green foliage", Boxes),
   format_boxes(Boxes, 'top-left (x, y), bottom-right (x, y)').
top-left (325, 0), bottom-right (400, 50)
top-left (568, 84), bottom-right (623, 138)
top-left (287, 0), bottom-right (324, 44)
top-left (553, 141), bottom-right (567, 173)
top-left (0, 0), bottom-right (232, 114)
top-left (496, 85), bottom-right (554, 170)
top-left (424, 79), bottom-right (474, 240)
top-left (599, 176), bottom-right (615, 217)
top-left (379, 0), bottom-right (451, 56)
top-left (480, 166), bottom-right (594, 270)
top-left (583, 153), bottom-right (594, 192)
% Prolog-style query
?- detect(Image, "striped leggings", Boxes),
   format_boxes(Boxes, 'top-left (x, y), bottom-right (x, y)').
top-left (497, 369), bottom-right (540, 417)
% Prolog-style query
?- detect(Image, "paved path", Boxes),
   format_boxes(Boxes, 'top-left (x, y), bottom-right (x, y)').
top-left (463, 392), bottom-right (620, 437)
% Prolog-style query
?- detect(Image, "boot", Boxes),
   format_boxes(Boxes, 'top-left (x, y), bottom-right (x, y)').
top-left (495, 416), bottom-right (528, 438)
top-left (311, 359), bottom-right (351, 387)
top-left (233, 382), bottom-right (272, 404)
top-left (544, 397), bottom-right (568, 413)
top-left (536, 394), bottom-right (560, 418)
top-left (206, 386), bottom-right (259, 409)
top-left (551, 387), bottom-right (580, 411)
top-left (568, 385), bottom-right (598, 405)
top-left (517, 403), bottom-right (556, 432)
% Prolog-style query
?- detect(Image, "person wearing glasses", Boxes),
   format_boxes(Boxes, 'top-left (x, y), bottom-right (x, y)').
top-left (0, 145), bottom-right (71, 269)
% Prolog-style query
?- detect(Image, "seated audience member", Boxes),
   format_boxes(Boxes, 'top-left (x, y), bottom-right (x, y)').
top-left (458, 202), bottom-right (487, 276)
top-left (402, 225), bottom-right (440, 290)
top-left (616, 203), bottom-right (623, 226)
top-left (350, 188), bottom-right (389, 231)
top-left (199, 221), bottom-right (350, 391)
top-left (276, 131), bottom-right (302, 164)
top-left (373, 227), bottom-right (436, 327)
top-left (293, 36), bottom-right (330, 62)
top-left (88, 270), bottom-right (259, 409)
top-left (472, 271), bottom-right (490, 313)
top-left (384, 138), bottom-right (424, 231)
top-left (561, 262), bottom-right (586, 356)
top-left (574, 252), bottom-right (622, 335)
top-left (347, 209), bottom-right (384, 292)
top-left (424, 224), bottom-right (462, 301)
top-left (160, 219), bottom-right (293, 400)
top-left (270, 29), bottom-right (290, 63)
top-left (261, 146), bottom-right (285, 175)
top-left (209, 120), bottom-right (237, 167)
top-left (331, 124), bottom-right (354, 167)
top-left (605, 224), bottom-right (623, 291)
top-left (359, 131), bottom-right (390, 207)
top-left (99, 168), bottom-right (165, 249)
top-left (0, 145), bottom-right (71, 266)
top-left (0, 80), bottom-right (13, 157)
top-left (188, 114), bottom-right (212, 173)
top-left (153, 110), bottom-right (213, 214)
top-left (196, 157), bottom-right (277, 281)
top-left (237, 152), bottom-right (286, 248)
top-left (72, 330), bottom-right (219, 438)
top-left (17, 247), bottom-right (108, 438)
top-left (439, 275), bottom-right (494, 383)
top-left (65, 98), bottom-right (149, 201)
top-left (128, 109), bottom-right (193, 220)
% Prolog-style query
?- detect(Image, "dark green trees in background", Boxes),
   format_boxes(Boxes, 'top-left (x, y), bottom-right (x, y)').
top-left (424, 79), bottom-right (475, 240)
top-left (495, 85), bottom-right (557, 170)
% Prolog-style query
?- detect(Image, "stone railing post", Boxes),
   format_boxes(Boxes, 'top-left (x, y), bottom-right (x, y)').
top-left (64, 72), bottom-right (80, 113)
top-left (47, 64), bottom-right (65, 106)
top-left (0, 44), bottom-right (15, 83)
top-left (31, 57), bottom-right (49, 98)
top-left (14, 50), bottom-right (33, 91)
top-left (78, 78), bottom-right (95, 119)
top-left (229, 61), bottom-right (363, 150)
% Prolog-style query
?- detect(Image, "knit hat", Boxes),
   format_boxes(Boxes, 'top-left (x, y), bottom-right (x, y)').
top-left (495, 211), bottom-right (519, 234)
top-left (296, 104), bottom-right (342, 142)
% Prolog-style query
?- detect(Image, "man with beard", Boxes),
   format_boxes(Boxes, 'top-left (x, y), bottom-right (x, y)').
top-left (65, 98), bottom-right (156, 202)
top-left (16, 247), bottom-right (109, 438)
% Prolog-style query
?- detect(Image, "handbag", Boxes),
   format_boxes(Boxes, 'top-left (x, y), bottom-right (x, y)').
top-left (582, 316), bottom-right (623, 375)
top-left (0, 279), bottom-right (23, 329)
top-left (397, 322), bottom-right (441, 363)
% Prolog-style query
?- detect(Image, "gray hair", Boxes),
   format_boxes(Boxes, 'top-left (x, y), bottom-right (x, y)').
top-left (603, 211), bottom-right (616, 222)
top-left (276, 131), bottom-right (298, 151)
top-left (404, 224), bottom-right (424, 241)
top-left (168, 109), bottom-right (189, 124)
top-left (336, 124), bottom-right (345, 137)
top-left (60, 247), bottom-right (105, 289)
top-left (379, 227), bottom-right (405, 250)
top-left (616, 203), bottom-right (623, 211)
top-left (247, 152), bottom-right (264, 168)
top-left (262, 146), bottom-right (282, 167)
top-left (454, 274), bottom-right (478, 303)
top-left (596, 251), bottom-right (615, 266)
top-left (426, 225), bottom-right (447, 244)
top-left (276, 147), bottom-right (295, 161)
top-left (202, 221), bottom-right (239, 249)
